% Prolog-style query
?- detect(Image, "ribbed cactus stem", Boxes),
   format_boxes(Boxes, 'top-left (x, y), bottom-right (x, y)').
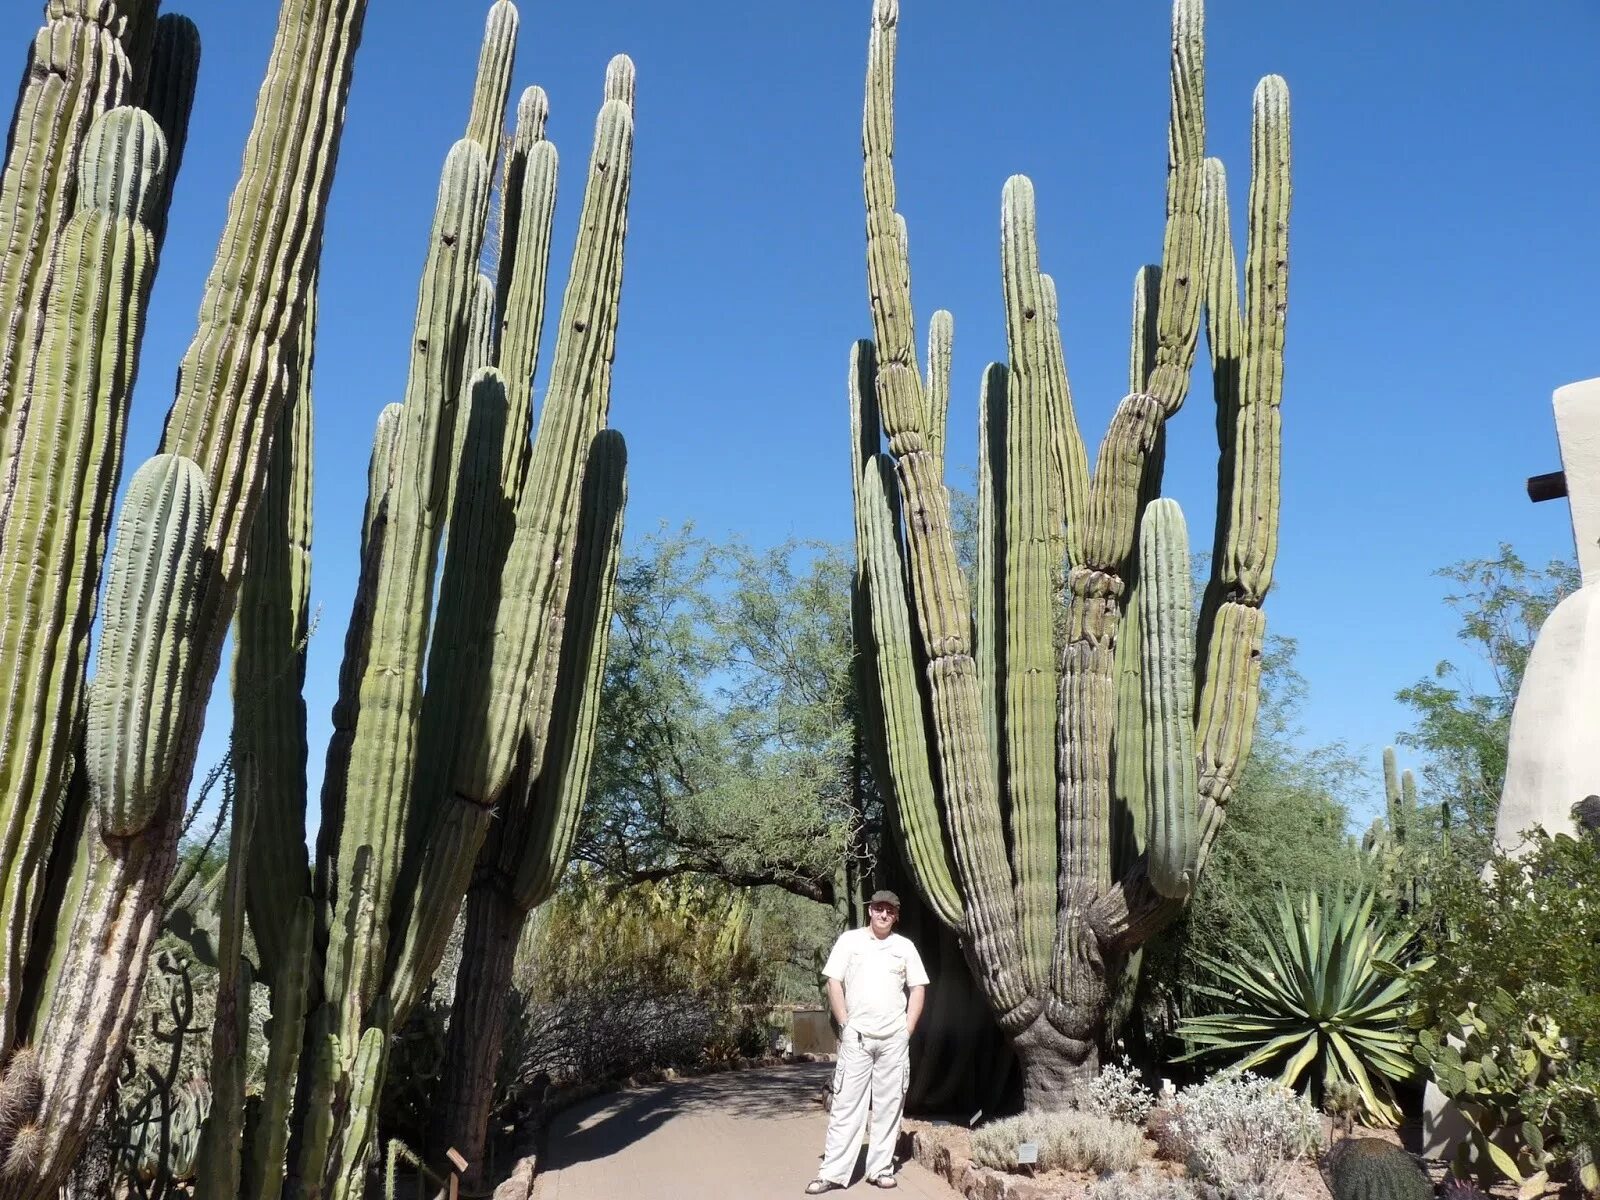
top-left (456, 86), bottom-right (633, 808)
top-left (321, 137), bottom-right (491, 1029)
top-left (86, 455), bottom-right (211, 838)
top-left (509, 430), bottom-right (628, 910)
top-left (236, 290), bottom-right (315, 989)
top-left (0, 104), bottom-right (166, 1055)
top-left (243, 898), bottom-right (312, 1200)
top-left (0, 0), bottom-right (143, 490)
top-left (493, 85), bottom-right (550, 370)
top-left (1139, 501), bottom-right (1198, 898)
top-left (192, 782), bottom-right (255, 1198)
top-left (138, 15), bottom-right (200, 258)
top-left (863, 0), bottom-right (1033, 1032)
top-left (464, 1), bottom-right (518, 166)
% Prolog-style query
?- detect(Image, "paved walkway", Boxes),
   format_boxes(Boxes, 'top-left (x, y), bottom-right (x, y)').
top-left (532, 1063), bottom-right (960, 1200)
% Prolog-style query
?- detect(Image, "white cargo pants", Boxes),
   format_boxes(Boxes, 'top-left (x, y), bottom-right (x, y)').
top-left (818, 1028), bottom-right (910, 1184)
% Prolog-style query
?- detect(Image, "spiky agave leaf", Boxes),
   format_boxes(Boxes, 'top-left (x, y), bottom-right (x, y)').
top-left (1175, 888), bottom-right (1417, 1125)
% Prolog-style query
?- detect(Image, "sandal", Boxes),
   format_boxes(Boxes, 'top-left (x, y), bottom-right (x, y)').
top-left (804, 1182), bottom-right (844, 1195)
top-left (868, 1178), bottom-right (898, 1189)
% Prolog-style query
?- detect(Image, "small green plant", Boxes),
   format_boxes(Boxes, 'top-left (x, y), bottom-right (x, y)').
top-left (1409, 829), bottom-right (1600, 1197)
top-left (969, 1111), bottom-right (1147, 1175)
top-left (1176, 888), bottom-right (1417, 1124)
top-left (1325, 1139), bottom-right (1431, 1200)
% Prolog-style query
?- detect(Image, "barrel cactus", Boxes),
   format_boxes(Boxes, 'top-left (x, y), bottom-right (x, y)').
top-left (1326, 1139), bottom-right (1432, 1200)
top-left (851, 0), bottom-right (1290, 1108)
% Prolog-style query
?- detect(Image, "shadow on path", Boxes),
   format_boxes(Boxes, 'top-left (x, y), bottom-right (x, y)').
top-left (533, 1064), bottom-right (960, 1199)
top-left (543, 1063), bottom-right (832, 1175)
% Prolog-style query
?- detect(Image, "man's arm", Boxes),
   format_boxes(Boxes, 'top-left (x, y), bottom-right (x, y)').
top-left (905, 984), bottom-right (925, 1036)
top-left (826, 977), bottom-right (849, 1030)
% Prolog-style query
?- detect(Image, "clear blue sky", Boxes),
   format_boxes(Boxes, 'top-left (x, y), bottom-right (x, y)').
top-left (5, 1), bottom-right (1595, 823)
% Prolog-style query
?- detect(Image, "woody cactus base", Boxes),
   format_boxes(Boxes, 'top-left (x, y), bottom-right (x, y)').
top-left (851, 0), bottom-right (1291, 1108)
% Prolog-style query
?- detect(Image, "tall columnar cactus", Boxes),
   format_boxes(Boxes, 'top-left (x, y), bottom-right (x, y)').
top-left (0, 0), bottom-right (368, 1193)
top-left (200, 15), bottom-right (635, 1194)
top-left (851, 0), bottom-right (1291, 1108)
top-left (0, 103), bottom-right (167, 1060)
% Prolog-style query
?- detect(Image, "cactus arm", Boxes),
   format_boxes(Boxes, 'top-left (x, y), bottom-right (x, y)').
top-left (1108, 268), bottom-right (1164, 879)
top-left (924, 309), bottom-right (952, 465)
top-left (493, 85), bottom-right (549, 354)
top-left (998, 175), bottom-right (1066, 991)
top-left (320, 137), bottom-right (491, 1031)
top-left (1038, 273), bottom-right (1088, 564)
top-left (860, 456), bottom-right (966, 931)
top-left (1092, 75), bottom-right (1288, 954)
top-left (86, 457), bottom-right (212, 838)
top-left (0, 0), bottom-right (144, 494)
top-left (1139, 500), bottom-right (1198, 897)
top-left (392, 58), bottom-right (635, 1028)
top-left (463, 1), bottom-right (518, 167)
top-left (455, 79), bottom-right (634, 813)
top-left (236, 288), bottom-right (315, 990)
top-left (1145, 0), bottom-right (1206, 416)
top-left (1192, 75), bottom-right (1289, 852)
top-left (509, 431), bottom-right (629, 911)
top-left (139, 15), bottom-right (199, 259)
top-left (864, 0), bottom-right (1031, 1028)
top-left (193, 781), bottom-right (256, 1199)
top-left (498, 135), bottom-right (558, 492)
top-left (382, 369), bottom-right (511, 1017)
top-left (244, 898), bottom-right (313, 1200)
top-left (0, 106), bottom-right (166, 1055)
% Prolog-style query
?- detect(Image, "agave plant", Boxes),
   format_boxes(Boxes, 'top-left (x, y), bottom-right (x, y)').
top-left (1176, 888), bottom-right (1418, 1125)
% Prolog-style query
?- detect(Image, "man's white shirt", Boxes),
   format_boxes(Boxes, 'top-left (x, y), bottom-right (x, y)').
top-left (821, 928), bottom-right (929, 1039)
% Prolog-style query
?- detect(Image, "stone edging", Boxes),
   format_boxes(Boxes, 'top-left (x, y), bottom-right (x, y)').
top-left (905, 1125), bottom-right (1061, 1200)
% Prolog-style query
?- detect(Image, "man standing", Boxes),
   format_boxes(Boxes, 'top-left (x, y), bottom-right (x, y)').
top-left (805, 891), bottom-right (928, 1193)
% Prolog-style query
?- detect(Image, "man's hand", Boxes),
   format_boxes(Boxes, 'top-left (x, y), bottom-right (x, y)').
top-left (826, 977), bottom-right (849, 1030)
top-left (905, 984), bottom-right (925, 1036)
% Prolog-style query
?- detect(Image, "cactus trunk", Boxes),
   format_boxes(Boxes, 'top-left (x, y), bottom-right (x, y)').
top-left (436, 882), bottom-right (522, 1183)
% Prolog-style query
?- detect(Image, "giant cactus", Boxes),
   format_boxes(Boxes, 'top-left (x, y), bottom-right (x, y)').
top-left (211, 14), bottom-right (634, 1194)
top-left (0, 0), bottom-right (367, 1192)
top-left (851, 0), bottom-right (1291, 1108)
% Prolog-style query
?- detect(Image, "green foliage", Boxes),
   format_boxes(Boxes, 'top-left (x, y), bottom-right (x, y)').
top-left (579, 530), bottom-right (869, 906)
top-left (1325, 1139), bottom-right (1431, 1200)
top-left (1176, 889), bottom-right (1417, 1126)
top-left (1409, 830), bottom-right (1600, 1195)
top-left (969, 1110), bottom-right (1148, 1175)
top-left (1138, 637), bottom-right (1370, 1052)
top-left (1397, 546), bottom-right (1579, 862)
top-left (493, 873), bottom-right (777, 1112)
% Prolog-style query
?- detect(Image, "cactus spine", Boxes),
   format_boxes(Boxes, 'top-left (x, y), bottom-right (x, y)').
top-left (852, 0), bottom-right (1290, 1108)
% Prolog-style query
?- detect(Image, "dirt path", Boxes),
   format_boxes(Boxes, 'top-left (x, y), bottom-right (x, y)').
top-left (532, 1062), bottom-right (961, 1199)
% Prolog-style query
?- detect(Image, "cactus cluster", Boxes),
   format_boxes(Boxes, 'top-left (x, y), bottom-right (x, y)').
top-left (1363, 747), bottom-right (1444, 914)
top-left (1325, 1139), bottom-right (1433, 1200)
top-left (850, 0), bottom-right (1290, 1107)
top-left (0, 0), bottom-right (633, 1195)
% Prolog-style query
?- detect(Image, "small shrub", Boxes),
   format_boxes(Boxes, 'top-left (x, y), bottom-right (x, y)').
top-left (1080, 1058), bottom-right (1156, 1127)
top-left (970, 1110), bottom-right (1147, 1175)
top-left (1325, 1138), bottom-right (1430, 1200)
top-left (1089, 1169), bottom-right (1201, 1200)
top-left (1157, 1072), bottom-right (1321, 1200)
